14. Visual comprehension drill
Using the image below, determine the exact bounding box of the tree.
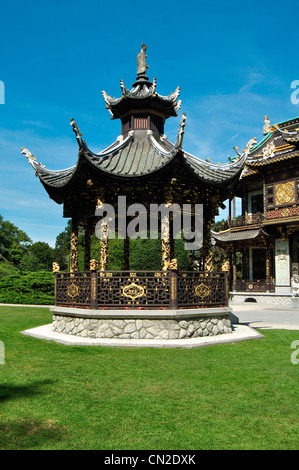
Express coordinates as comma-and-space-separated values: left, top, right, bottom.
54, 220, 71, 270
20, 242, 55, 271
0, 214, 32, 266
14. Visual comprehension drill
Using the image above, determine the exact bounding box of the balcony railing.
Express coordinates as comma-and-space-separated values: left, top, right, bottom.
55, 270, 228, 309
234, 279, 275, 293
229, 212, 264, 228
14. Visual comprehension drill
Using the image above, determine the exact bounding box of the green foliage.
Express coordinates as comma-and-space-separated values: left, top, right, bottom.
0, 272, 54, 305
0, 214, 32, 265
0, 260, 18, 278
20, 242, 55, 272
53, 219, 71, 270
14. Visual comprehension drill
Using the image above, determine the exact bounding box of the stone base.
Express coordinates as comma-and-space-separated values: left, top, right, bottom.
51, 306, 233, 340
229, 292, 292, 305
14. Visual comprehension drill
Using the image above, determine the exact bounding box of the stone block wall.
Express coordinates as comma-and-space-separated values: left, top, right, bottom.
52, 315, 232, 340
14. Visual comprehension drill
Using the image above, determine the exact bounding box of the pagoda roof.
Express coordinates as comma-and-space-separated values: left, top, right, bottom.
21, 44, 250, 206
101, 43, 181, 121
102, 77, 182, 120
21, 115, 247, 204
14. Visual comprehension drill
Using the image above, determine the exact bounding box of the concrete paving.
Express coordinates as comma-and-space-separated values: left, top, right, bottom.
2, 302, 299, 330
231, 303, 299, 330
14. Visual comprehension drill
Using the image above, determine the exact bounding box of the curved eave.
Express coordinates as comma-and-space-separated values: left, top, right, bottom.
246, 149, 299, 167
181, 150, 247, 187
31, 133, 181, 201
32, 162, 77, 190
102, 82, 181, 120
82, 141, 178, 179
211, 228, 268, 243
245, 116, 299, 163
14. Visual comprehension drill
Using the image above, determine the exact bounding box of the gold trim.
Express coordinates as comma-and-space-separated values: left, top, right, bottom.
122, 282, 145, 301
275, 180, 296, 206
67, 282, 79, 299
263, 216, 299, 225
194, 283, 211, 299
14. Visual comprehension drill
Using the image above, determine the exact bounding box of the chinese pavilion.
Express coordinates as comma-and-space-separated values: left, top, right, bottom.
212, 115, 299, 305
22, 44, 247, 342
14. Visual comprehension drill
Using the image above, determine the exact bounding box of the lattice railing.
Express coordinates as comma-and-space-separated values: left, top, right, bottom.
177, 272, 228, 307
55, 270, 228, 309
235, 279, 275, 293
97, 271, 171, 308
55, 272, 91, 307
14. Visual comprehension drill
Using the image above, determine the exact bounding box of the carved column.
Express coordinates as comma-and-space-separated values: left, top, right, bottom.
100, 221, 109, 271
70, 219, 79, 273
161, 214, 172, 271
203, 221, 213, 272
90, 259, 98, 309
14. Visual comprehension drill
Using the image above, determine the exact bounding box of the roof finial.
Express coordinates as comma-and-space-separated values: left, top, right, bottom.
70, 118, 83, 139
21, 147, 45, 168
21, 147, 36, 162
137, 43, 149, 77
263, 115, 271, 135
176, 113, 186, 150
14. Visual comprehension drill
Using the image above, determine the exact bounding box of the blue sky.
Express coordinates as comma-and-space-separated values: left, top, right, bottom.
1, 0, 299, 247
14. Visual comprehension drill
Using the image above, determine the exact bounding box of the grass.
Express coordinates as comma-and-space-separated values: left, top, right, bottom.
0, 305, 298, 450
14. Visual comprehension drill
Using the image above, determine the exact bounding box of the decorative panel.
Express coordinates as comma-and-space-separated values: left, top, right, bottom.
97, 271, 171, 308
275, 180, 296, 206
56, 272, 91, 307
177, 272, 227, 307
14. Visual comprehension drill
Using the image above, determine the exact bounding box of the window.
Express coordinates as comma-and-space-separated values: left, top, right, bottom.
251, 194, 263, 214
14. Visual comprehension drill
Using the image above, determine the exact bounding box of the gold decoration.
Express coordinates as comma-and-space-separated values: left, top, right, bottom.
275, 181, 296, 206
194, 283, 211, 299
70, 229, 79, 273
263, 115, 271, 135
100, 222, 109, 271
52, 262, 60, 273
161, 214, 171, 271
262, 141, 275, 159
67, 282, 79, 299
170, 275, 177, 300
281, 208, 291, 217
122, 282, 145, 301
221, 261, 230, 272
90, 259, 98, 271
169, 258, 177, 270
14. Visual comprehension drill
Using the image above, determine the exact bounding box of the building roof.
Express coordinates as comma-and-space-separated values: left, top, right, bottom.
102, 77, 182, 121
211, 227, 268, 243
239, 117, 299, 177
22, 119, 246, 201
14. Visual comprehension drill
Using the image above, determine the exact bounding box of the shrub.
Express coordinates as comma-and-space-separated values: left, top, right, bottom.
0, 271, 54, 305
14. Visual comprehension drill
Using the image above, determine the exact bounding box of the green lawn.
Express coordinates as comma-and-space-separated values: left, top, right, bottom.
0, 305, 298, 450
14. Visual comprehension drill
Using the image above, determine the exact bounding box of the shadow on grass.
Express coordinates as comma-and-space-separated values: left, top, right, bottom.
0, 418, 66, 450
0, 380, 54, 403
0, 380, 67, 449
